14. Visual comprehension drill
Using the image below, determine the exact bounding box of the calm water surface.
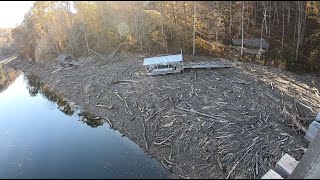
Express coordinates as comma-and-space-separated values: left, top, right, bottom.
0, 73, 169, 178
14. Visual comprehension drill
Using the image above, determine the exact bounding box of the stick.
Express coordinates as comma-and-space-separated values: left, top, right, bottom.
51, 68, 62, 74
97, 87, 108, 99
154, 134, 175, 145
104, 116, 113, 128
109, 42, 124, 59
146, 107, 166, 122
89, 48, 106, 60
140, 117, 149, 150
96, 81, 107, 87
164, 157, 174, 165
116, 92, 133, 115
112, 80, 139, 84
226, 141, 256, 179
176, 106, 219, 119
96, 104, 113, 109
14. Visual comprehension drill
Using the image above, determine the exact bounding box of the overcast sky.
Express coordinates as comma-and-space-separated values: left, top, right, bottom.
0, 1, 34, 28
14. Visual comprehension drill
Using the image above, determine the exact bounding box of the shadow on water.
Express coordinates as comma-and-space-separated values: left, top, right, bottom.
24, 73, 104, 128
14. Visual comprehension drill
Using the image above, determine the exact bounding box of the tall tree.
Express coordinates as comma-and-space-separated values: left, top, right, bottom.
241, 1, 244, 58
192, 1, 196, 56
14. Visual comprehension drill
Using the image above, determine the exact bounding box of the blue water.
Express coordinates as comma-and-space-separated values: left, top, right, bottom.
0, 73, 168, 179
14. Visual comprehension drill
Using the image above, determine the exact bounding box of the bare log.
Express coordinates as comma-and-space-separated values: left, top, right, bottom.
89, 48, 106, 61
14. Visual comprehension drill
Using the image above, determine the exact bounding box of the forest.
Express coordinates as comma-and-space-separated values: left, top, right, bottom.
8, 1, 320, 73
6, 1, 320, 72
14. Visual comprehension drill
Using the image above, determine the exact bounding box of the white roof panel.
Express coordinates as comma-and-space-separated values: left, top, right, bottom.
143, 54, 182, 65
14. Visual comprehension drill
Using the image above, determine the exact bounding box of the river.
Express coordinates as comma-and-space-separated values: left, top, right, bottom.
0, 72, 169, 178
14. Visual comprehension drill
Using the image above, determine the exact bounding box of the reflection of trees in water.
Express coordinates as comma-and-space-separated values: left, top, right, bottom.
0, 68, 20, 93
79, 111, 104, 128
40, 84, 74, 116
25, 74, 41, 96
24, 74, 103, 128
25, 74, 74, 116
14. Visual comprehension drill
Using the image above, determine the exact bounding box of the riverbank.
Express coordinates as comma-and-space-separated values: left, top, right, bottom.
7, 53, 320, 179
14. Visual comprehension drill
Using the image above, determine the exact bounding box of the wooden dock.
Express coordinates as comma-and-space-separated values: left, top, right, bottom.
183, 61, 233, 69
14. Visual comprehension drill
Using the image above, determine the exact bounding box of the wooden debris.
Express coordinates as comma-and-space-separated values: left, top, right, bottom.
115, 91, 133, 115
154, 134, 175, 145
104, 116, 113, 128
51, 68, 62, 74
183, 61, 233, 69
97, 87, 108, 99
112, 79, 139, 84
109, 41, 125, 59
140, 117, 149, 150
226, 140, 256, 179
96, 103, 113, 109
176, 106, 221, 120
89, 48, 106, 60
146, 107, 166, 122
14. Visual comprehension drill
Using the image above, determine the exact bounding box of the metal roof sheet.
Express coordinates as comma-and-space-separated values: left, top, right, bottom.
143, 54, 182, 65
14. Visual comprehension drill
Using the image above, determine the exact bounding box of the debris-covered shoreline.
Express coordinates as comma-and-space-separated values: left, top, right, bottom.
7, 53, 320, 179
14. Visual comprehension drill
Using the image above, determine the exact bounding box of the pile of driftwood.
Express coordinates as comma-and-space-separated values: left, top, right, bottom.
56, 54, 79, 67
27, 53, 317, 179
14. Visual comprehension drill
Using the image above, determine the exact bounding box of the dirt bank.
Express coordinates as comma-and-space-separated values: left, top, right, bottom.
7, 53, 320, 179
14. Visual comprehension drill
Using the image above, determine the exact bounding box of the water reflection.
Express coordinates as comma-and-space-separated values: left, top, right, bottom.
24, 74, 104, 128
79, 112, 104, 128
0, 67, 20, 93
25, 74, 74, 116
0, 73, 169, 179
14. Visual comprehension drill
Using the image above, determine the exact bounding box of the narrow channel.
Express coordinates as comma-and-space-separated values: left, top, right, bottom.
0, 72, 169, 179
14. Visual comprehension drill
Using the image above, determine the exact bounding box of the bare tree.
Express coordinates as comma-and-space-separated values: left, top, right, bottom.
229, 1, 232, 36
258, 2, 267, 60
296, 1, 302, 61
193, 1, 196, 56
282, 1, 285, 50
241, 1, 244, 59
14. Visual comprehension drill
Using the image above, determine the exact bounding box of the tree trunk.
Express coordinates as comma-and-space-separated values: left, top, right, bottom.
183, 1, 187, 52
296, 1, 302, 61
300, 2, 307, 46
265, 2, 268, 34
207, 1, 211, 44
259, 2, 267, 59
241, 1, 244, 59
229, 1, 232, 36
83, 23, 90, 55
193, 1, 196, 56
269, 1, 271, 35
282, 1, 285, 50
287, 1, 291, 24
254, 1, 257, 26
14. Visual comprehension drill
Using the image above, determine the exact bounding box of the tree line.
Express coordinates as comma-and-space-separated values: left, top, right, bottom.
10, 1, 320, 72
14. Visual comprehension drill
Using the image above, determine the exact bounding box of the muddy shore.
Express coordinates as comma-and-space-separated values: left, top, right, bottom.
7, 53, 320, 179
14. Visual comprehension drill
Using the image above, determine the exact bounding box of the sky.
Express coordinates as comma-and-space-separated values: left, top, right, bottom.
0, 1, 34, 28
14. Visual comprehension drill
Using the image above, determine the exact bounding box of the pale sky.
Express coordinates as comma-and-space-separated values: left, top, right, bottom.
0, 1, 34, 28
